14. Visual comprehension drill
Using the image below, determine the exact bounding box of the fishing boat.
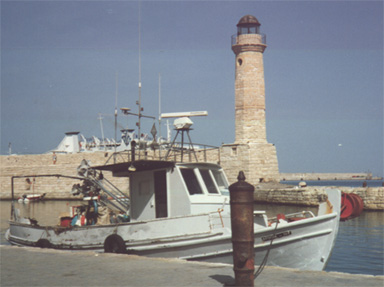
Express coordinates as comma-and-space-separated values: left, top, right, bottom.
17, 193, 46, 203
5, 154, 341, 271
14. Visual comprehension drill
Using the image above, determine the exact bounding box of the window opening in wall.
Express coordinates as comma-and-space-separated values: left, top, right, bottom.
231, 147, 237, 156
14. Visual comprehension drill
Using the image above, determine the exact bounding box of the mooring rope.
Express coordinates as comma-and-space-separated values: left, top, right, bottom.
254, 218, 280, 279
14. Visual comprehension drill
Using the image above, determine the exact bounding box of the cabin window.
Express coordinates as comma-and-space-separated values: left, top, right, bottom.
199, 169, 219, 194
211, 170, 229, 194
181, 168, 203, 195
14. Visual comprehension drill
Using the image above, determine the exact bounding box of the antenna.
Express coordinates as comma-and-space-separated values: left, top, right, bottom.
162, 111, 208, 162
160, 111, 208, 119
158, 73, 162, 157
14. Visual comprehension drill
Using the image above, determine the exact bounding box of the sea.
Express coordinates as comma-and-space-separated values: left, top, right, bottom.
0, 180, 383, 276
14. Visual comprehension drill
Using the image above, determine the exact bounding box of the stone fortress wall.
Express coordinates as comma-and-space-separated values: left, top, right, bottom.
0, 148, 221, 200
1, 151, 382, 210
0, 152, 129, 200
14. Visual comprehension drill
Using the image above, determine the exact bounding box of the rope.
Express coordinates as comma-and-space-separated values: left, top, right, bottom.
254, 218, 279, 279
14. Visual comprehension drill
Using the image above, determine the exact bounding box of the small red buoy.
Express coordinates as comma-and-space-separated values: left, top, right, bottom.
340, 192, 364, 221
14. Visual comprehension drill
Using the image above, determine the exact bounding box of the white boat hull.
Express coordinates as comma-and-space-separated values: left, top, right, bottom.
6, 190, 340, 271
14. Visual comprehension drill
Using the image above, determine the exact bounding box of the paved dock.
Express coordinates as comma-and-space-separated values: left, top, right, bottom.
1, 245, 383, 287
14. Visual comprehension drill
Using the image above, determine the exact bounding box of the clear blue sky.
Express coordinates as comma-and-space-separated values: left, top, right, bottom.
1, 1, 383, 176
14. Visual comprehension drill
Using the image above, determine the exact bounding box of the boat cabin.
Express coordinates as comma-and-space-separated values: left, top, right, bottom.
96, 160, 230, 221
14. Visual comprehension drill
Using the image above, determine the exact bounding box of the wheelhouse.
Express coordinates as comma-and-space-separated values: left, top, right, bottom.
96, 160, 230, 222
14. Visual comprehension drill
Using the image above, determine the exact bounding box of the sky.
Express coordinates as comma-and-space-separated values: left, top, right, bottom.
1, 0, 383, 176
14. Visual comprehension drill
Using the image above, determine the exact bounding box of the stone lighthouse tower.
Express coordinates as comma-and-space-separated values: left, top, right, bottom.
220, 15, 279, 184
232, 15, 267, 144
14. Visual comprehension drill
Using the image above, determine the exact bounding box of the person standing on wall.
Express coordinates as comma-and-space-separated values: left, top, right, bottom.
52, 152, 57, 164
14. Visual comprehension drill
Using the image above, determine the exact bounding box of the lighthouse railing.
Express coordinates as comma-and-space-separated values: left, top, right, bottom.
231, 33, 266, 46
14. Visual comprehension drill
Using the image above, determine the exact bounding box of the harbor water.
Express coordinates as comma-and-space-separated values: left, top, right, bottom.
279, 179, 383, 275
1, 196, 383, 276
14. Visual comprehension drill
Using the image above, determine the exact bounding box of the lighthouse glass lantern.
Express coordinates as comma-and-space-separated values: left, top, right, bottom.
237, 15, 261, 35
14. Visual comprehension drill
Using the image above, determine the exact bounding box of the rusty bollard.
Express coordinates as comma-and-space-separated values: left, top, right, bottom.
229, 171, 255, 287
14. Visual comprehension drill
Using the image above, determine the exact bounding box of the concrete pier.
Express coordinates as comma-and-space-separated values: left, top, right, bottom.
1, 245, 383, 287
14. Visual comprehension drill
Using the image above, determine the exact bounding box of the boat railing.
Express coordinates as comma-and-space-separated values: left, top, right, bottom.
268, 211, 316, 224
75, 160, 130, 213
104, 142, 221, 165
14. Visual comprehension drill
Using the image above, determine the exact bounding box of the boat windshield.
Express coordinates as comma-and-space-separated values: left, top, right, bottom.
180, 168, 203, 195
211, 169, 229, 195
181, 167, 229, 196
199, 169, 219, 194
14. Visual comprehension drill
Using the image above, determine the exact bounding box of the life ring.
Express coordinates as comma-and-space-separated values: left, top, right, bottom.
36, 239, 51, 249
104, 234, 126, 254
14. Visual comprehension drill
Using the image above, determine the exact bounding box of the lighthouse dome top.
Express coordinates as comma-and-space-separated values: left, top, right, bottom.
236, 15, 261, 35
237, 15, 261, 27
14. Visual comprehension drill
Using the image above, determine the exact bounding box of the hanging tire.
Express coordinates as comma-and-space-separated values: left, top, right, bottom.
104, 234, 126, 254
36, 239, 51, 249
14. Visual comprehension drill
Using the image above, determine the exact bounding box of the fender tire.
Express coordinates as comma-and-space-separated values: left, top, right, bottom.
36, 239, 51, 249
104, 234, 126, 254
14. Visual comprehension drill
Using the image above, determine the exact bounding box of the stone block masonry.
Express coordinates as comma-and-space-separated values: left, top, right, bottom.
0, 148, 221, 200
253, 183, 383, 210
1, 152, 382, 210
0, 153, 128, 200
220, 143, 279, 184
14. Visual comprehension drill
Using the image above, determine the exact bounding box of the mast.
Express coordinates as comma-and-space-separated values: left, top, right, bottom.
158, 73, 162, 157
114, 71, 118, 162
137, 0, 142, 158
98, 113, 105, 150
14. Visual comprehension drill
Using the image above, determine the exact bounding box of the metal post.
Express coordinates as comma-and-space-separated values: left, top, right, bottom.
131, 141, 136, 162
229, 171, 255, 287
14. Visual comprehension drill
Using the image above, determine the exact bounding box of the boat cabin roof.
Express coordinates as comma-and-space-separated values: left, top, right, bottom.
95, 160, 176, 177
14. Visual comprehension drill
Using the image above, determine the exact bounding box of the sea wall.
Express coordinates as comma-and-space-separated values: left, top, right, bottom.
0, 152, 129, 200
1, 153, 383, 210
280, 172, 375, 181
253, 184, 384, 210
0, 149, 220, 200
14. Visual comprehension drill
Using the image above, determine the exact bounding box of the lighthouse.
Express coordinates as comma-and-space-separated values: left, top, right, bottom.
220, 15, 279, 184
232, 15, 267, 144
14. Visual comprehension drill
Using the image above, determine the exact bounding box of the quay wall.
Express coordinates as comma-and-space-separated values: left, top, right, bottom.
1, 153, 383, 210
253, 184, 384, 210
280, 172, 375, 181
0, 149, 220, 200
0, 153, 129, 200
